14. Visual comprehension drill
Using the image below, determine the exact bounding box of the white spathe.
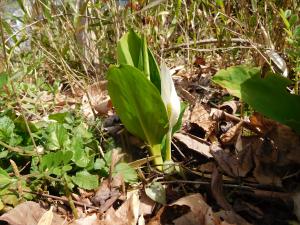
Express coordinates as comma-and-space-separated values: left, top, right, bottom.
160, 62, 181, 128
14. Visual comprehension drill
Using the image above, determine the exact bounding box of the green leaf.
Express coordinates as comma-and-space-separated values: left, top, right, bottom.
0, 72, 8, 91
48, 112, 70, 123
241, 73, 300, 133
46, 123, 70, 150
0, 116, 22, 146
114, 163, 138, 183
213, 65, 300, 133
71, 170, 99, 190
145, 182, 166, 204
0, 168, 12, 188
94, 158, 106, 170
71, 137, 90, 168
212, 65, 260, 98
40, 151, 73, 172
72, 123, 93, 142
107, 65, 169, 148
172, 102, 187, 134
117, 30, 141, 68
117, 30, 161, 91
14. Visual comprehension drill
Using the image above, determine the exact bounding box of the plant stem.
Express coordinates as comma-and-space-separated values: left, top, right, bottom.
150, 144, 163, 171
63, 174, 78, 219
165, 130, 172, 161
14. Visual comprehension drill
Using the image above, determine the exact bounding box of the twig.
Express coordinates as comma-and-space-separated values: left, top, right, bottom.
165, 38, 256, 52
19, 189, 101, 210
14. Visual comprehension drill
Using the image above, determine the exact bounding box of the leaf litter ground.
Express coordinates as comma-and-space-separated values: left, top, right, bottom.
1, 60, 300, 225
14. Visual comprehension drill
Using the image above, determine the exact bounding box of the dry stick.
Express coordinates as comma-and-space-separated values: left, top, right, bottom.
165, 38, 254, 52
0, 140, 32, 155
19, 189, 101, 210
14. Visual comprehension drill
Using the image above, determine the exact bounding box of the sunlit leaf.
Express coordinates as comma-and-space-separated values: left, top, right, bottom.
107, 65, 169, 147
71, 170, 99, 190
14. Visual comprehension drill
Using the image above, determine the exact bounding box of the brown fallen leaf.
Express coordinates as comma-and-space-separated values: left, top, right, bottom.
0, 201, 66, 225
81, 81, 112, 118
71, 214, 100, 225
216, 210, 252, 225
37, 206, 54, 225
219, 101, 239, 115
210, 143, 253, 178
211, 166, 232, 210
190, 102, 217, 139
100, 191, 140, 225
174, 133, 212, 158
148, 194, 235, 225
220, 121, 243, 145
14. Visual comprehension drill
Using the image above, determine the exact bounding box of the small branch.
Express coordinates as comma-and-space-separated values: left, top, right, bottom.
165, 38, 258, 52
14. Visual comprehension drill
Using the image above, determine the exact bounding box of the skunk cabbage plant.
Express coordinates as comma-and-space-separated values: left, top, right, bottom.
107, 30, 184, 169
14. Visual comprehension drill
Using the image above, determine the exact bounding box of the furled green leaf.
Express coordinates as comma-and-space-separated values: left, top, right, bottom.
114, 163, 138, 183
117, 30, 141, 68
107, 65, 169, 147
71, 170, 99, 190
117, 30, 161, 91
212, 66, 260, 98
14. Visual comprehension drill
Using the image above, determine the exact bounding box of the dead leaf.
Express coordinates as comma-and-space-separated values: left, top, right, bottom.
219, 101, 238, 115
190, 102, 217, 139
174, 133, 212, 158
81, 81, 112, 118
148, 194, 235, 225
139, 191, 156, 216
92, 179, 112, 206
216, 210, 252, 225
71, 214, 100, 225
170, 194, 230, 225
293, 192, 300, 222
0, 201, 66, 225
210, 144, 253, 177
101, 191, 140, 225
220, 121, 243, 145
37, 206, 54, 225
211, 167, 232, 210
248, 113, 300, 185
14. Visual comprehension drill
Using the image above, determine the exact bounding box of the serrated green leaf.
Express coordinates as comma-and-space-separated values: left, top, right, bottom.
71, 170, 99, 190
0, 116, 22, 146
114, 163, 138, 183
46, 123, 70, 150
40, 151, 73, 172
71, 137, 89, 168
94, 158, 106, 170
